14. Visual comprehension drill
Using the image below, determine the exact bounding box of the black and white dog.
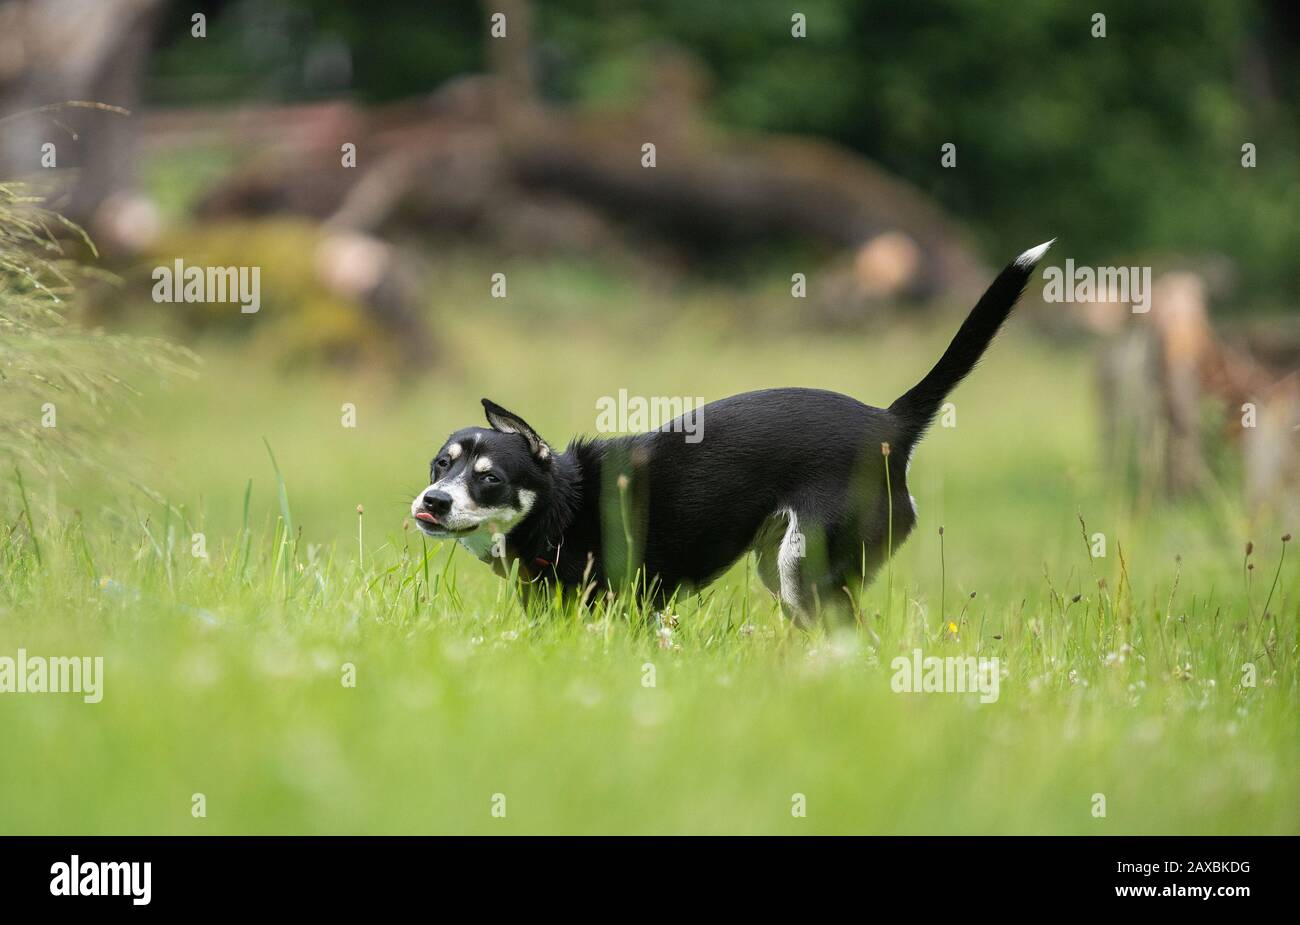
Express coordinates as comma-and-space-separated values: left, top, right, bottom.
411, 241, 1052, 622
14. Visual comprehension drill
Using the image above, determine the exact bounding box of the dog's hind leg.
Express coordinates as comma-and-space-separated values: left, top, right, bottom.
751, 509, 820, 627
775, 508, 813, 624
752, 514, 784, 602
756, 509, 866, 627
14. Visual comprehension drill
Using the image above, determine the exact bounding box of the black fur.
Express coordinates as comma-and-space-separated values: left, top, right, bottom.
414, 245, 1048, 621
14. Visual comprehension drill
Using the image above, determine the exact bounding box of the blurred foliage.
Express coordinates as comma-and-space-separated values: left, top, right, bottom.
147, 0, 484, 104
0, 185, 192, 498
142, 144, 242, 224
142, 219, 402, 367
146, 0, 1300, 311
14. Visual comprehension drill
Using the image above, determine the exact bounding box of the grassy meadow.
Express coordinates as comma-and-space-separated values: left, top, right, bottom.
1, 270, 1296, 835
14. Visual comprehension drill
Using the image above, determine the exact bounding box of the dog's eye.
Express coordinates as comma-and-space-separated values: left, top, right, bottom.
434, 457, 449, 470
480, 472, 501, 484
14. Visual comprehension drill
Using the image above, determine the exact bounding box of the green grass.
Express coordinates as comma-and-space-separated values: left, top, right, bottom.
0, 303, 1296, 834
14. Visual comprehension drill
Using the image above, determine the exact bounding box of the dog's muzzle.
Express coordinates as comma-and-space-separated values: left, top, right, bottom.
411, 488, 473, 535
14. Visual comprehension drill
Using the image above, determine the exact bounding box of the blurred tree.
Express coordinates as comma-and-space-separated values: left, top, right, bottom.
0, 0, 165, 228
138, 0, 1300, 311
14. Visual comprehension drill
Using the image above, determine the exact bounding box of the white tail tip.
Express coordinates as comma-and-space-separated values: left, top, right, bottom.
1014, 238, 1056, 268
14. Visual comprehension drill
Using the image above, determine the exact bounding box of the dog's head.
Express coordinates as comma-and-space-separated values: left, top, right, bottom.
410, 398, 552, 539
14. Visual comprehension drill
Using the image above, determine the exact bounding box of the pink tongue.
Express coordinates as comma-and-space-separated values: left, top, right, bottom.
415, 512, 437, 523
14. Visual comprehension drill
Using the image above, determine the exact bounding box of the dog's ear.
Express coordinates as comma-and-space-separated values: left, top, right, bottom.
482, 398, 551, 461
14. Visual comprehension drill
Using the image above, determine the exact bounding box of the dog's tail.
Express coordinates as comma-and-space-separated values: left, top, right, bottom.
888, 239, 1054, 447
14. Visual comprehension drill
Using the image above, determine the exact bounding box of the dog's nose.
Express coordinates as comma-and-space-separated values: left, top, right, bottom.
422, 490, 452, 515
